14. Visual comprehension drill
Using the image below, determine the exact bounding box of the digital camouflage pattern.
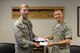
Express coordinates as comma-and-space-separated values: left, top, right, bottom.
51, 22, 72, 53
13, 16, 34, 53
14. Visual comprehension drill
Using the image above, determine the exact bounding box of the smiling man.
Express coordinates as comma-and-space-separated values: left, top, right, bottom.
45, 9, 72, 53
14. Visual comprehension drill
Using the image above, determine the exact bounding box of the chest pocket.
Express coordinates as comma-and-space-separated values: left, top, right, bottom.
54, 26, 66, 41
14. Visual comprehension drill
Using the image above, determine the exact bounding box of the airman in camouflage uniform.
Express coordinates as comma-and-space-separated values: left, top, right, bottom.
45, 9, 72, 53
13, 4, 40, 53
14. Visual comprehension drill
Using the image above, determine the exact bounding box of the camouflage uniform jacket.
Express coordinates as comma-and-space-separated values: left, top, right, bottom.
51, 22, 72, 53
13, 16, 34, 53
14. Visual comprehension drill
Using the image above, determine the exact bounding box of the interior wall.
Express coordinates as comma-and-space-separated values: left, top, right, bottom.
0, 0, 80, 45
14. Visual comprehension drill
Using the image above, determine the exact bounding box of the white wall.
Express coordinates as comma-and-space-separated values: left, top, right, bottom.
0, 0, 80, 45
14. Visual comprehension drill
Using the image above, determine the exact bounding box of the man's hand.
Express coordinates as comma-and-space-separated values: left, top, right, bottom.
44, 36, 53, 40
47, 42, 54, 47
34, 42, 40, 47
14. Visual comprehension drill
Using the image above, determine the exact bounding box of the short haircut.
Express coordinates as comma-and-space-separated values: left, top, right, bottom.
54, 9, 63, 13
20, 4, 29, 10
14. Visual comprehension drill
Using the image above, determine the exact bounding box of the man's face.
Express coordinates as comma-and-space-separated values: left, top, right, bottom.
53, 10, 63, 22
20, 7, 29, 17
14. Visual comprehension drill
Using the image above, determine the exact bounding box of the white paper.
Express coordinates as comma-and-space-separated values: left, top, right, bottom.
40, 42, 48, 46
34, 37, 48, 41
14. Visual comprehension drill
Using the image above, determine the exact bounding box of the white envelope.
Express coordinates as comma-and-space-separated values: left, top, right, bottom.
40, 42, 48, 46
34, 37, 48, 41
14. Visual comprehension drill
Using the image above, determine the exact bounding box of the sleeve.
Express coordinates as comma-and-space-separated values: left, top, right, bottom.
65, 26, 72, 39
13, 24, 34, 49
32, 32, 36, 38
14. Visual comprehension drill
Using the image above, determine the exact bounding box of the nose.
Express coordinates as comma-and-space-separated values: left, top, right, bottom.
56, 14, 59, 17
25, 11, 29, 14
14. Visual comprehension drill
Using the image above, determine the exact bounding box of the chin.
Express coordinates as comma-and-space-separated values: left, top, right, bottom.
56, 19, 60, 21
